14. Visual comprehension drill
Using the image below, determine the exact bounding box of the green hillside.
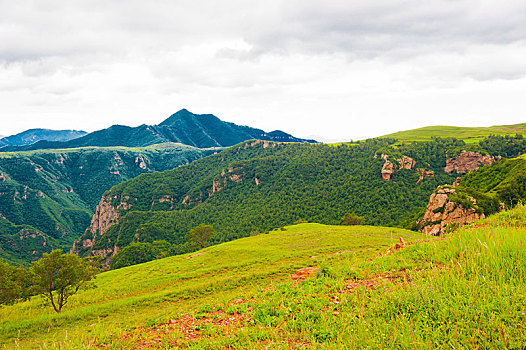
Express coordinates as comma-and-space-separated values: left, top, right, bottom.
0, 144, 213, 264
383, 123, 526, 143
430, 153, 526, 222
3, 206, 526, 348
76, 138, 462, 260
0, 223, 425, 348
77, 134, 526, 264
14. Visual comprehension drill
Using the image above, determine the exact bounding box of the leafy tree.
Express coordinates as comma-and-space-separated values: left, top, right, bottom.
29, 250, 100, 313
0, 259, 31, 305
109, 242, 159, 270
339, 213, 365, 226
186, 224, 215, 249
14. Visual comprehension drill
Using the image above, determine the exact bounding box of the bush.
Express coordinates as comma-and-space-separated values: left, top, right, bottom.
110, 243, 159, 270
339, 213, 365, 226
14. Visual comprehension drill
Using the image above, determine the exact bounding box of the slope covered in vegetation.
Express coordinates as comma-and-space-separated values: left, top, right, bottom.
0, 144, 213, 264
79, 133, 526, 263
3, 206, 526, 348
0, 223, 425, 348
76, 138, 461, 260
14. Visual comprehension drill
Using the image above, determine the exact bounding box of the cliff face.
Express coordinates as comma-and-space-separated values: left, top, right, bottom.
419, 186, 485, 236
377, 154, 419, 181
444, 151, 496, 174
70, 194, 131, 258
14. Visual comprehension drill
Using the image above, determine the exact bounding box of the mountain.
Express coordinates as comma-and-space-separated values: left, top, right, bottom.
74, 133, 526, 265
1, 109, 316, 152
0, 129, 87, 147
72, 138, 457, 262
0, 144, 215, 264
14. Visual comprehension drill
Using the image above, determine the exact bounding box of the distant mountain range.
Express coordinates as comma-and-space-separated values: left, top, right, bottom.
0, 129, 87, 147
1, 109, 316, 152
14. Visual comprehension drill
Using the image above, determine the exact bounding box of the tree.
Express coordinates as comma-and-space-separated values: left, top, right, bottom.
110, 242, 159, 270
339, 213, 365, 226
186, 224, 215, 249
0, 259, 31, 305
29, 250, 100, 313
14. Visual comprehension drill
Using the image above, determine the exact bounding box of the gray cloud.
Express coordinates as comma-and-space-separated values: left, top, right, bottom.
1, 0, 526, 138
244, 1, 526, 58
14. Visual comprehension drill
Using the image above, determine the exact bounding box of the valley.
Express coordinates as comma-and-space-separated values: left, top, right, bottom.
0, 144, 214, 264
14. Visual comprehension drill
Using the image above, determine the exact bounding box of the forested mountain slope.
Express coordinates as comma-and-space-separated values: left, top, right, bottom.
74, 138, 462, 261
76, 133, 526, 264
0, 144, 214, 264
1, 109, 315, 151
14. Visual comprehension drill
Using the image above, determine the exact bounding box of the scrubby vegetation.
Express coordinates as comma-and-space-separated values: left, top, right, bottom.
1, 250, 100, 313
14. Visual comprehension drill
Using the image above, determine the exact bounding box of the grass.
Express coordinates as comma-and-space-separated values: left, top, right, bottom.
381, 123, 526, 143
2, 208, 526, 348
0, 224, 421, 348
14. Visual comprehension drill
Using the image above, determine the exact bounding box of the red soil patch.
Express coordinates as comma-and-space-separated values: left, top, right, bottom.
122, 310, 250, 348
186, 251, 207, 259
291, 267, 318, 281
345, 269, 412, 293
370, 237, 443, 261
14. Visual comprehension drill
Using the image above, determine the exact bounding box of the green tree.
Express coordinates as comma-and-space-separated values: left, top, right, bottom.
339, 213, 365, 226
29, 250, 99, 313
186, 224, 215, 249
110, 242, 159, 270
0, 259, 31, 305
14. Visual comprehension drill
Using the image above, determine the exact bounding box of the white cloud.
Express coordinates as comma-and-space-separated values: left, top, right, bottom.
0, 0, 525, 140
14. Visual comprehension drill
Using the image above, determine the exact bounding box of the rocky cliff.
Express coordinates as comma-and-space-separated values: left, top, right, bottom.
376, 154, 419, 181
419, 186, 485, 235
444, 151, 496, 174
70, 194, 131, 258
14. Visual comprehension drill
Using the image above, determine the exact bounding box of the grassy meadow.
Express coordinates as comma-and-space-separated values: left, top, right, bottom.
2, 207, 526, 348
381, 123, 526, 143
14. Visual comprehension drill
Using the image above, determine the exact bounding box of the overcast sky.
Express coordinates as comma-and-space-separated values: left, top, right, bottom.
1, 0, 526, 141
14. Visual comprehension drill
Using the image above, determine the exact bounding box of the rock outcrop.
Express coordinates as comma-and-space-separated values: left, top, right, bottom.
444, 151, 496, 174
419, 186, 485, 236
416, 168, 435, 184
377, 154, 417, 181
211, 166, 246, 194
71, 194, 131, 257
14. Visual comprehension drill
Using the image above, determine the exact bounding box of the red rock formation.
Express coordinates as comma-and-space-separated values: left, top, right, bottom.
444, 151, 495, 174
378, 154, 417, 181
416, 168, 435, 184
71, 194, 132, 258
381, 161, 396, 181
419, 186, 485, 236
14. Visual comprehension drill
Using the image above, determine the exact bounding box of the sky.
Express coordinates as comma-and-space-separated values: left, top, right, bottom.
1, 0, 526, 142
